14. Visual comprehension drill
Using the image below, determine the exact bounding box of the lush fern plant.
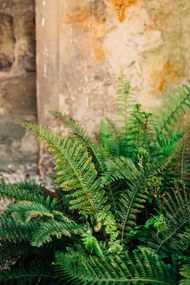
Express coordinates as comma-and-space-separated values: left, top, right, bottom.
1, 77, 190, 284
99, 74, 190, 166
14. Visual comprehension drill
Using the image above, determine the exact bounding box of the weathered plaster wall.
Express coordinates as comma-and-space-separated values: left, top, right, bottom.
1, 0, 189, 172
0, 0, 37, 172
36, 0, 190, 139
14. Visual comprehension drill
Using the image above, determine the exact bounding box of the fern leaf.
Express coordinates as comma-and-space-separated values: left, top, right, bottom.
180, 265, 190, 285
31, 219, 84, 247
55, 247, 177, 284
20, 122, 108, 215
116, 73, 135, 123
99, 118, 121, 156
102, 156, 139, 216
51, 111, 104, 171
119, 158, 172, 243
0, 180, 44, 204
0, 215, 35, 242
6, 201, 54, 224
103, 156, 139, 185
82, 231, 104, 258
4, 200, 85, 247
152, 82, 190, 137
156, 186, 190, 252
168, 127, 190, 186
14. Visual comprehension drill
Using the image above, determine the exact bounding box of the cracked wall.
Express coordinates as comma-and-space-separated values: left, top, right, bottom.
36, 0, 190, 143
0, 0, 37, 172
1, 0, 190, 172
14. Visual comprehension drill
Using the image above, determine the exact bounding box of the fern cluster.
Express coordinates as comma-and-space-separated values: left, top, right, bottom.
1, 76, 190, 284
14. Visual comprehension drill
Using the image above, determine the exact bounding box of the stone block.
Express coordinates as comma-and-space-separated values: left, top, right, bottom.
0, 13, 14, 70
1, 73, 36, 118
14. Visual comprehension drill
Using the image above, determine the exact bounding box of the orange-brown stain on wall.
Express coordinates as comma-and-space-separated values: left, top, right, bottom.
89, 38, 107, 60
112, 0, 137, 22
156, 63, 179, 92
65, 3, 91, 24
65, 1, 107, 61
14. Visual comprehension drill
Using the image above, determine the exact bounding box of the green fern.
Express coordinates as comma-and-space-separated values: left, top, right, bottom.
5, 200, 85, 247
55, 247, 178, 285
151, 184, 190, 253
81, 231, 104, 258
152, 82, 190, 137
0, 260, 55, 285
1, 78, 190, 284
51, 111, 104, 171
20, 122, 108, 216
0, 180, 45, 204
116, 72, 135, 125
0, 215, 35, 242
180, 265, 190, 285
99, 118, 121, 156
102, 156, 139, 185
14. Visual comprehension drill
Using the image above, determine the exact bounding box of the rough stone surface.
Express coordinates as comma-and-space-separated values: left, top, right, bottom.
1, 0, 190, 173
0, 13, 14, 70
36, 0, 190, 131
0, 0, 37, 171
35, 0, 190, 171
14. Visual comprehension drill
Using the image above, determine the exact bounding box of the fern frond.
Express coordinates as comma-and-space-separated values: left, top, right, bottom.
20, 122, 108, 215
0, 180, 44, 203
0, 215, 35, 242
31, 217, 84, 247
156, 186, 190, 252
180, 264, 190, 285
152, 82, 190, 137
125, 104, 152, 148
116, 73, 135, 123
99, 74, 139, 160
167, 127, 190, 187
99, 118, 121, 156
4, 200, 85, 247
0, 260, 54, 285
103, 156, 139, 185
6, 201, 55, 224
82, 231, 104, 258
119, 157, 172, 243
55, 247, 177, 284
51, 111, 104, 171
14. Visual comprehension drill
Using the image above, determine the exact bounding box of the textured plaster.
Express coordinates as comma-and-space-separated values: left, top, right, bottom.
36, 0, 190, 136
0, 0, 37, 171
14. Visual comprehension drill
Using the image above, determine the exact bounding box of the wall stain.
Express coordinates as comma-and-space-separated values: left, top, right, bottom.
112, 0, 137, 22
65, 1, 107, 60
65, 3, 91, 24
89, 38, 107, 59
156, 62, 179, 92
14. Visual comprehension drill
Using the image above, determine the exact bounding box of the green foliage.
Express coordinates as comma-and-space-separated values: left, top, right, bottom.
1, 76, 190, 284
0, 260, 55, 285
180, 265, 190, 285
99, 78, 190, 166
55, 248, 177, 285
19, 123, 107, 215
81, 231, 104, 258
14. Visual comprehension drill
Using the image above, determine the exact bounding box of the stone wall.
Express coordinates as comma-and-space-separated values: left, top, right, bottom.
0, 0, 37, 172
1, 0, 190, 173
36, 0, 190, 136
